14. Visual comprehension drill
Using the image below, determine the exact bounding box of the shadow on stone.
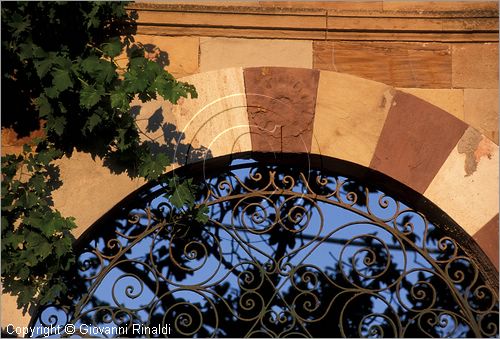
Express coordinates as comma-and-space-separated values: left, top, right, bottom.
102, 105, 212, 178
146, 107, 164, 133
145, 120, 213, 166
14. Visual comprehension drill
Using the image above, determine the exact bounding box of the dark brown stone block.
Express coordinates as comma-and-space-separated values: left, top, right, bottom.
243, 67, 320, 153
473, 214, 499, 271
370, 91, 467, 193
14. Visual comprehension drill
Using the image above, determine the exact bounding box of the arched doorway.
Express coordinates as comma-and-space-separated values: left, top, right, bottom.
30, 154, 498, 338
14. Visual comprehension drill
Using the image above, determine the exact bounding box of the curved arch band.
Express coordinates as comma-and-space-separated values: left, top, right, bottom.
50, 67, 498, 270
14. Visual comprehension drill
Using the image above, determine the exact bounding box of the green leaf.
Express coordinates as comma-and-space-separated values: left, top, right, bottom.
36, 148, 63, 164
169, 179, 196, 209
85, 113, 102, 132
34, 95, 52, 117
25, 231, 45, 250
169, 81, 186, 104
96, 62, 116, 84
18, 42, 33, 60
1, 216, 8, 232
101, 38, 122, 58
41, 215, 61, 237
54, 237, 72, 257
47, 116, 66, 136
115, 128, 129, 150
52, 68, 73, 92
81, 55, 101, 73
39, 284, 64, 304
8, 12, 30, 37
153, 75, 172, 98
38, 241, 52, 260
195, 204, 209, 224
81, 56, 116, 83
110, 90, 129, 111
44, 86, 59, 99
138, 152, 170, 180
24, 212, 44, 230
80, 85, 104, 109
34, 58, 53, 78
20, 191, 39, 208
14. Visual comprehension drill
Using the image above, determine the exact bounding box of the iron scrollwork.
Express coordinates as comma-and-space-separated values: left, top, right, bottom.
32, 158, 499, 338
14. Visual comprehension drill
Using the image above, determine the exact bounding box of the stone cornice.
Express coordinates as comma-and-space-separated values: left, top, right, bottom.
128, 1, 499, 42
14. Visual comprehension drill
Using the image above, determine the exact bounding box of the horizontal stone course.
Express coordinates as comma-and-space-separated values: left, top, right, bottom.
199, 37, 312, 72
452, 43, 499, 89
313, 41, 452, 88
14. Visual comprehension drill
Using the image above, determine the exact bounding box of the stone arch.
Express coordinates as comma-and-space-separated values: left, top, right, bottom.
52, 67, 498, 266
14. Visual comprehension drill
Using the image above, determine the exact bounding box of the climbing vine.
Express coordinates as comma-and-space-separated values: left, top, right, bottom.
1, 2, 202, 310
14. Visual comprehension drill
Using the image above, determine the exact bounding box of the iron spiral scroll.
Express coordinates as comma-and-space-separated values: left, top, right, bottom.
32, 157, 499, 338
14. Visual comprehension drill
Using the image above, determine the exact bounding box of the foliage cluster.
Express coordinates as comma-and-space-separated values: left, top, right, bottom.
1, 1, 201, 310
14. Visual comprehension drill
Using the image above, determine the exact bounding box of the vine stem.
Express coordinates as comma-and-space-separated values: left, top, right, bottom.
76, 76, 89, 86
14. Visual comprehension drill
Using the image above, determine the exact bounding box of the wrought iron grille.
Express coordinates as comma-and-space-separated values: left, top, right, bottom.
31, 156, 499, 338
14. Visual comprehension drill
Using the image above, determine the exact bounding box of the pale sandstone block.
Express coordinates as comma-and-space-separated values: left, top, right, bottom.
135, 68, 252, 165
1, 293, 31, 328
383, 1, 499, 11
424, 128, 499, 236
452, 43, 499, 89
117, 35, 199, 78
398, 88, 464, 121
312, 71, 394, 166
52, 152, 146, 238
464, 89, 499, 144
199, 37, 312, 72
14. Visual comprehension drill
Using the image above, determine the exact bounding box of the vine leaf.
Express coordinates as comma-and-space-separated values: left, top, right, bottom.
79, 84, 104, 109
52, 68, 73, 92
101, 38, 122, 58
138, 153, 170, 181
110, 90, 129, 111
168, 178, 196, 209
195, 205, 209, 223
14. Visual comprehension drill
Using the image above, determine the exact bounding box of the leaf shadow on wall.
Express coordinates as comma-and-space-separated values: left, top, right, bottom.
103, 104, 213, 178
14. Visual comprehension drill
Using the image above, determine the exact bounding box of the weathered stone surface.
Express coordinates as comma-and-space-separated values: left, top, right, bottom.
135, 68, 251, 165
1, 293, 31, 328
200, 37, 312, 72
383, 1, 498, 11
244, 67, 319, 153
370, 91, 468, 193
1, 127, 45, 156
473, 214, 499, 270
260, 1, 383, 10
313, 41, 452, 88
52, 152, 146, 238
312, 71, 394, 166
425, 127, 499, 236
457, 128, 488, 177
452, 43, 499, 89
398, 88, 464, 121
117, 35, 199, 78
464, 89, 499, 144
